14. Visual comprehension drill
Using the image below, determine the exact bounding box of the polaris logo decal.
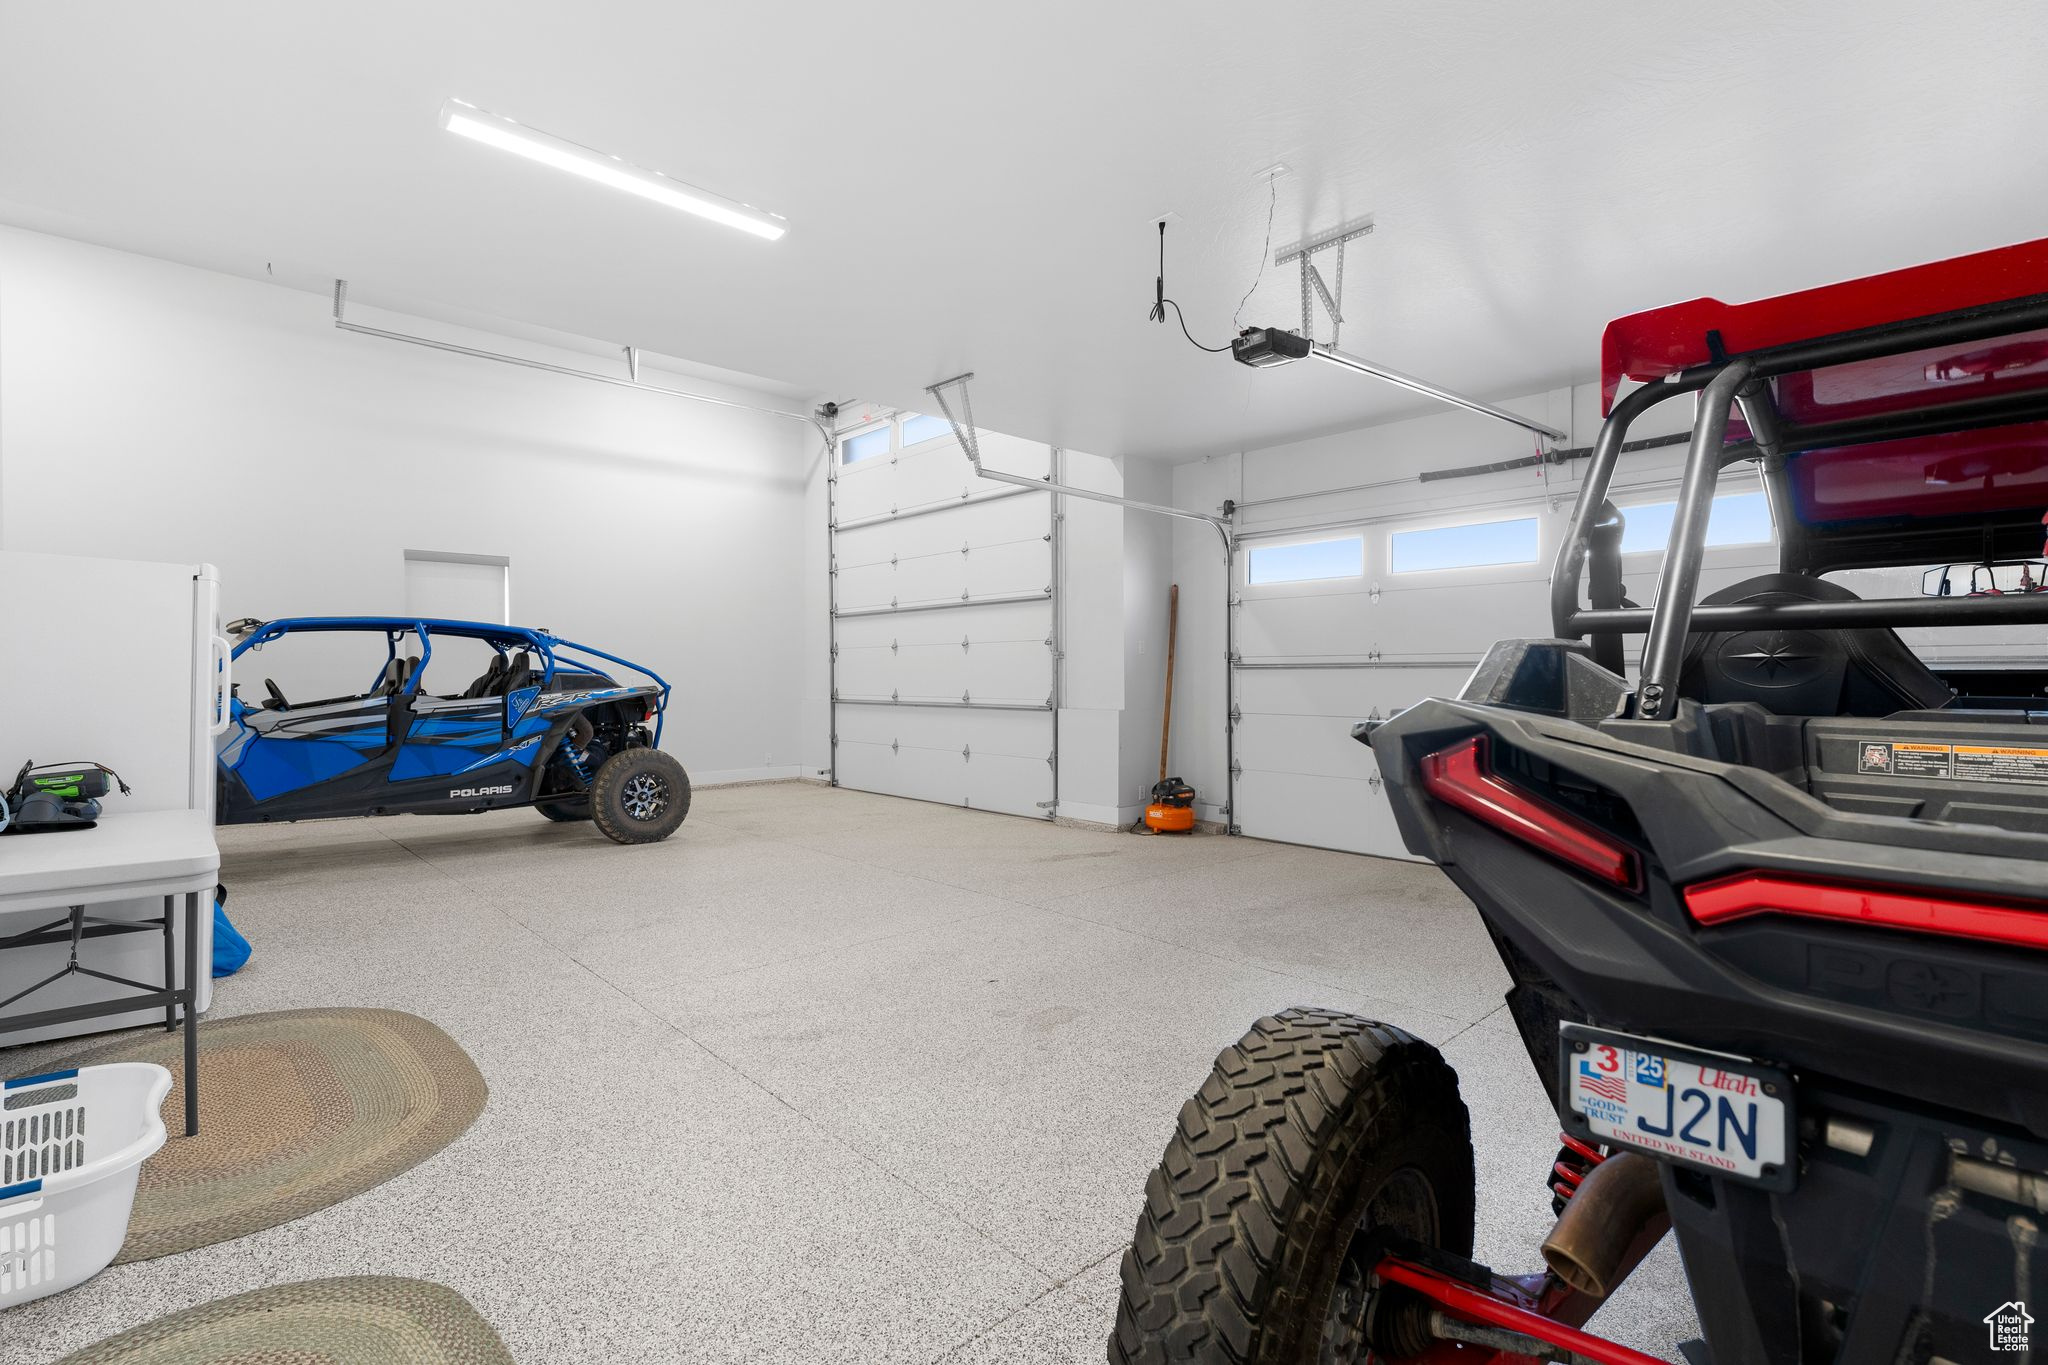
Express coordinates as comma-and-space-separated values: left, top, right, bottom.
449, 784, 514, 799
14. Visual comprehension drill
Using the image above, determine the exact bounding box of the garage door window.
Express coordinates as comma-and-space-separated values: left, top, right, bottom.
1618, 490, 1774, 554
841, 425, 892, 465
839, 412, 959, 467
1247, 535, 1365, 585
1389, 516, 1539, 573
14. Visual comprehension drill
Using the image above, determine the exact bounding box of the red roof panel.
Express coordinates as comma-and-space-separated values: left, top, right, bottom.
1600, 237, 2048, 413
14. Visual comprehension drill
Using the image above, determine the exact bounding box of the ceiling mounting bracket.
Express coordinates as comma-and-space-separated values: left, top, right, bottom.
1274, 216, 1374, 348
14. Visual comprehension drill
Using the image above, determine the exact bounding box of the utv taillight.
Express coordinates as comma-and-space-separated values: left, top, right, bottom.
1419, 735, 1640, 890
1686, 873, 2048, 951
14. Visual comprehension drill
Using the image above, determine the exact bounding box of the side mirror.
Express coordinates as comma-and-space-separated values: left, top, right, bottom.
1922, 565, 1955, 596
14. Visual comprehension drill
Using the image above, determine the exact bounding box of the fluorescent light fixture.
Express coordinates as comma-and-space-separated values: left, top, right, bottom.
438, 97, 786, 241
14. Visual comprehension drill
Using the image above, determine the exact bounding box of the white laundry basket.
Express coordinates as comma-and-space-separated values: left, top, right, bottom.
0, 1062, 171, 1307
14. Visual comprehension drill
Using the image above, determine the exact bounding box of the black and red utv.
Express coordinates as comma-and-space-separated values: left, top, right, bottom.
1114, 237, 2048, 1363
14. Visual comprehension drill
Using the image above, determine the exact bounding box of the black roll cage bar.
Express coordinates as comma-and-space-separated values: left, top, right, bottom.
1551, 290, 2048, 719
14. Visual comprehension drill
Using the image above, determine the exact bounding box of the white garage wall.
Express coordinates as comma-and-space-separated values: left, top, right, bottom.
0, 225, 815, 786
1118, 458, 1175, 818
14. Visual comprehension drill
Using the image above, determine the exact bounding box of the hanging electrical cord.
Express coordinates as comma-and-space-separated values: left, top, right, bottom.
1232, 171, 1279, 332
1149, 172, 1282, 356
1149, 222, 1232, 353
1156, 298, 1232, 353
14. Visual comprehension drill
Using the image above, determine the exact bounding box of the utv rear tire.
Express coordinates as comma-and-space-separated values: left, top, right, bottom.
1111, 1008, 1474, 1365
535, 797, 591, 823
591, 748, 690, 844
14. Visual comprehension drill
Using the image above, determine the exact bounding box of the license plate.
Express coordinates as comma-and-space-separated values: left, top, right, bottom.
1559, 1024, 1795, 1191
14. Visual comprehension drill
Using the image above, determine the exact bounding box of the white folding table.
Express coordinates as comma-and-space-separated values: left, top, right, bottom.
0, 810, 219, 1135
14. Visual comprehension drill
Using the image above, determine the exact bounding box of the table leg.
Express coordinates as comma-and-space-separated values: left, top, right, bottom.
162, 894, 177, 1032
183, 890, 199, 1137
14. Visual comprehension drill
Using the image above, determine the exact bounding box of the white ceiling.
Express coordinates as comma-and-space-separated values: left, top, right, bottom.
7, 2, 2048, 461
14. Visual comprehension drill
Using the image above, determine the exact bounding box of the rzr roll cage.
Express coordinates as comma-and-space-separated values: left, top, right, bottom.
1552, 288, 2048, 721
231, 616, 673, 744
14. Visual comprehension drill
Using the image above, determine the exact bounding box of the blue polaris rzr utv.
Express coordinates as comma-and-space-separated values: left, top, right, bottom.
217, 617, 687, 844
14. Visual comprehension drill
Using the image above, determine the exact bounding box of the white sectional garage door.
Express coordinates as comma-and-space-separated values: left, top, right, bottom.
829, 418, 1056, 818
1230, 467, 1779, 859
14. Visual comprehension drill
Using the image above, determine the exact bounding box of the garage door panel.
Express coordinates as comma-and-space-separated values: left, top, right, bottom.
889, 453, 977, 508
833, 704, 1051, 818
963, 750, 1057, 818
832, 467, 899, 522
839, 542, 1048, 609
1237, 670, 1376, 718
1235, 498, 1558, 858
889, 435, 1045, 506
833, 427, 1055, 816
1236, 667, 1475, 721
1236, 592, 1372, 657
1237, 712, 1378, 780
1367, 584, 1540, 658
833, 643, 894, 697
838, 639, 1051, 702
836, 559, 913, 610
835, 701, 1050, 752
900, 492, 1046, 548
964, 641, 1054, 701
1374, 669, 1477, 721
836, 435, 1044, 520
835, 733, 955, 802
1232, 770, 1409, 858
1232, 482, 1790, 859
837, 597, 1051, 696
965, 539, 1050, 596
836, 600, 1047, 649
883, 552, 972, 605
837, 492, 1050, 556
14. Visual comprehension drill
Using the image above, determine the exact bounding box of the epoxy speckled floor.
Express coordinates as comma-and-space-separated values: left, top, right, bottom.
0, 782, 1698, 1363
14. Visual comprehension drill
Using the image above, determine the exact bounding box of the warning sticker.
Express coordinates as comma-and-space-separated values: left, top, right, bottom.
1891, 742, 1953, 779
1857, 739, 2048, 785
1954, 744, 2048, 785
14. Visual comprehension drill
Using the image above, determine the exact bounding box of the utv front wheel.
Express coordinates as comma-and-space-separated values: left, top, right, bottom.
590, 748, 690, 844
1112, 1008, 1474, 1365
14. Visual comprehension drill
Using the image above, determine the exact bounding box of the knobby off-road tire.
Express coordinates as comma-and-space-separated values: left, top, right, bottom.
1112, 1008, 1475, 1365
590, 748, 691, 844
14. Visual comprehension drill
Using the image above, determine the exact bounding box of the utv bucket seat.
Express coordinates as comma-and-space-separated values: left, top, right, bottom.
1678, 573, 1954, 716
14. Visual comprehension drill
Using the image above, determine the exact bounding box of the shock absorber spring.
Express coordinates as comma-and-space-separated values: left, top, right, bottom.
1551, 1132, 1607, 1212
561, 741, 591, 785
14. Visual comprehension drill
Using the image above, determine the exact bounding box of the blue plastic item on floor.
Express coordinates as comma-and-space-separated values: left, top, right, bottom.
212, 883, 250, 977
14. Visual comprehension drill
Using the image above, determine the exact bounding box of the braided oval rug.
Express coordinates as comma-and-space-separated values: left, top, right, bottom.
50, 1008, 487, 1263
52, 1276, 513, 1364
